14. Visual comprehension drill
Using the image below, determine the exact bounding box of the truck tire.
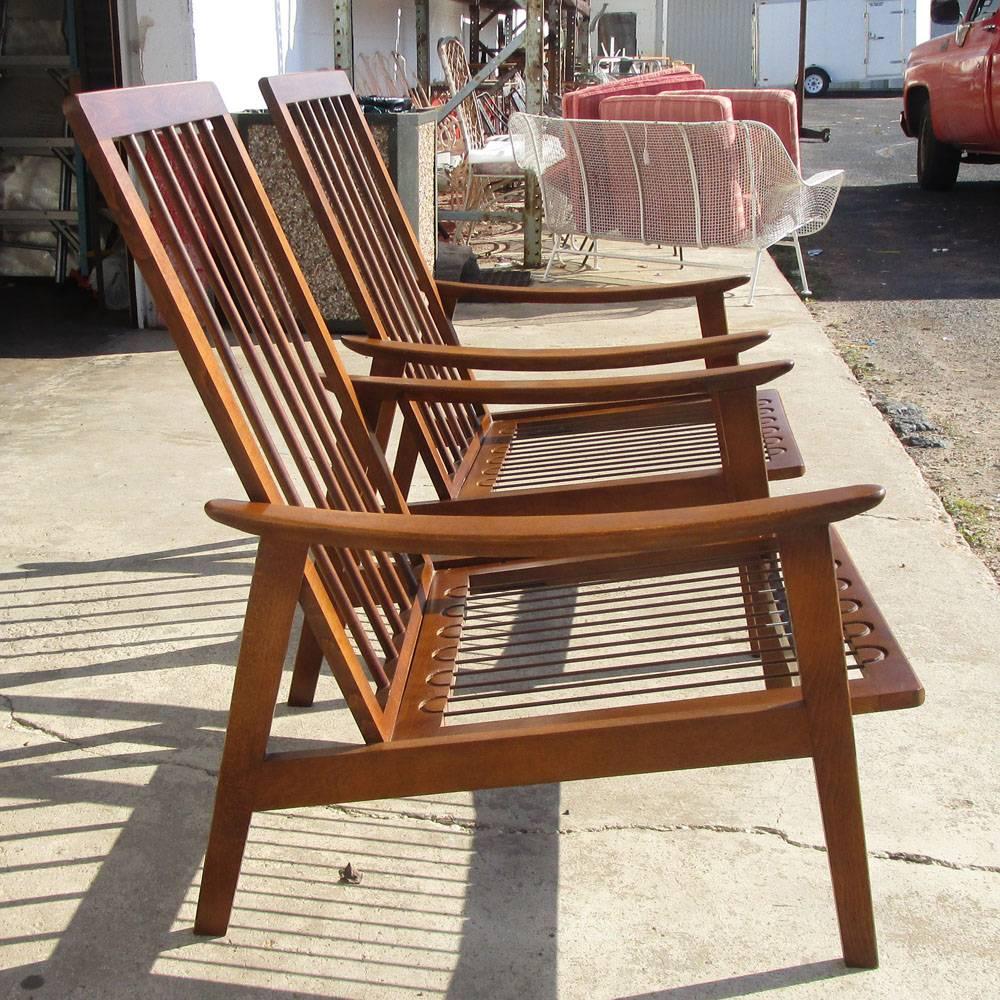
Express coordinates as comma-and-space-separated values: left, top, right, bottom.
803, 66, 830, 97
917, 108, 960, 191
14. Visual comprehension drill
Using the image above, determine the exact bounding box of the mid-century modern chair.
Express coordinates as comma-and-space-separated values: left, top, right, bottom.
260, 70, 805, 508
66, 80, 922, 970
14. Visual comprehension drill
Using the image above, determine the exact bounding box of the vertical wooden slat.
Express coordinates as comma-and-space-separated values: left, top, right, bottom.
302, 97, 479, 463
141, 125, 396, 678
191, 120, 416, 609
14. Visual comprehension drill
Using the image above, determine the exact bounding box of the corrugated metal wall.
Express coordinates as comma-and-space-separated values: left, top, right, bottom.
666, 0, 756, 88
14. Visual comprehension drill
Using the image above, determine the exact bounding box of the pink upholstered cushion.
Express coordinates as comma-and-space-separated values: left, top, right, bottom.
599, 93, 733, 123
564, 68, 706, 120
703, 88, 800, 168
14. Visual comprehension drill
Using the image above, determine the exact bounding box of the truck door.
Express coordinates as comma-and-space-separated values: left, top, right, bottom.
866, 1, 906, 78
983, 2, 1000, 140
938, 0, 1000, 144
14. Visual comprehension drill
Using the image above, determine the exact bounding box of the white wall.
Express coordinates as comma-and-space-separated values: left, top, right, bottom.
118, 0, 196, 88
119, 0, 467, 107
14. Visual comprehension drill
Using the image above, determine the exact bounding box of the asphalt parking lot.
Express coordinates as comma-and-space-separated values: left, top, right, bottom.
798, 94, 999, 302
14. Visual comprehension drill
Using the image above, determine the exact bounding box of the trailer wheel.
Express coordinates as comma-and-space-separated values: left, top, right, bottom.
803, 66, 830, 97
917, 107, 960, 191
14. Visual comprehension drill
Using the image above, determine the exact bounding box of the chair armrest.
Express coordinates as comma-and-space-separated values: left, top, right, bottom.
803, 169, 844, 188
341, 330, 770, 372
435, 273, 748, 307
205, 485, 884, 559
344, 360, 792, 406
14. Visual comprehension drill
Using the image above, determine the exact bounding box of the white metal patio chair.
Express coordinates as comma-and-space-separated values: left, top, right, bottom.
509, 113, 844, 303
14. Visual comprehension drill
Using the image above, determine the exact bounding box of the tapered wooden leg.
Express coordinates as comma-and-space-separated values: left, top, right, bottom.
696, 289, 731, 345
780, 527, 878, 969
195, 537, 309, 936
393, 419, 420, 497
811, 717, 878, 968
287, 615, 324, 707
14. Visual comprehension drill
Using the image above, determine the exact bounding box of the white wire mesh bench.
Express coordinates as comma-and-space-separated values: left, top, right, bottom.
509, 113, 844, 304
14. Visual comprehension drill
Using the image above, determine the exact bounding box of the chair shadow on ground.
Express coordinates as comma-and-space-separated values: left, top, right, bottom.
0, 541, 561, 997
2, 542, 858, 998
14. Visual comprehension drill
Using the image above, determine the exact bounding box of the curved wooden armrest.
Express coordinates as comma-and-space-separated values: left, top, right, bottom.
206, 485, 885, 559
344, 360, 792, 407
435, 273, 748, 307
341, 330, 770, 372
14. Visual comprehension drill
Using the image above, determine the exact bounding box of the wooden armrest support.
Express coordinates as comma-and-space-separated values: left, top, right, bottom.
343, 360, 793, 407
206, 486, 885, 559
435, 273, 748, 307
341, 331, 770, 372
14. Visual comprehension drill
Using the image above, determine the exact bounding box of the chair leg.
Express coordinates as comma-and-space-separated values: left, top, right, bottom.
812, 719, 878, 968
543, 236, 560, 280
780, 527, 878, 969
747, 249, 763, 306
195, 537, 309, 937
288, 617, 324, 707
739, 558, 793, 690
792, 233, 811, 296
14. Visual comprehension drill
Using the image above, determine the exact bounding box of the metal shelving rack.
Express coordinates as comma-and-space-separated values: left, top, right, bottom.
0, 0, 90, 283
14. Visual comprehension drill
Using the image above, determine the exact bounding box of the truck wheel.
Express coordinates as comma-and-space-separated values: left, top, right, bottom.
917, 109, 960, 191
803, 66, 830, 97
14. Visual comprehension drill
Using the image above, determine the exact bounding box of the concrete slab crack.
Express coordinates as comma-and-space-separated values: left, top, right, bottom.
323, 804, 998, 875
0, 691, 219, 779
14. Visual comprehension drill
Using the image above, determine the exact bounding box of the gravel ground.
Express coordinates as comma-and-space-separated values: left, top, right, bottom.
786, 95, 1000, 580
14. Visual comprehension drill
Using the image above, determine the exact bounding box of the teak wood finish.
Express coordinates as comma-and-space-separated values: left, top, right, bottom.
260, 69, 805, 508
65, 80, 923, 971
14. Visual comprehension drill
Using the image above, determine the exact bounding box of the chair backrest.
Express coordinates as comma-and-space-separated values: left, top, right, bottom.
511, 113, 740, 247
65, 80, 424, 743
703, 88, 800, 168
438, 35, 487, 152
564, 67, 707, 120
598, 93, 734, 125
260, 69, 488, 496
511, 114, 812, 252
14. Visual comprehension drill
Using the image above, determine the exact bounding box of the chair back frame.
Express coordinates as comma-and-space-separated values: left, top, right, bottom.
261, 69, 490, 498
65, 80, 429, 743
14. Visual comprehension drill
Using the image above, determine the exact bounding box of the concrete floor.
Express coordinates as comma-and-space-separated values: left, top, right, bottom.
1, 250, 998, 999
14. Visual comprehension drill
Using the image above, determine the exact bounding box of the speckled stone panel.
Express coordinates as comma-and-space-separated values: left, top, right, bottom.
246, 123, 358, 324
417, 120, 437, 267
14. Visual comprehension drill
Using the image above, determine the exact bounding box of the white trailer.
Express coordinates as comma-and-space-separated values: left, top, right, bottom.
755, 0, 932, 94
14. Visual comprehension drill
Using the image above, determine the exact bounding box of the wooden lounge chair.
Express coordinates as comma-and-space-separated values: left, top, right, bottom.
65, 80, 923, 970
259, 70, 806, 508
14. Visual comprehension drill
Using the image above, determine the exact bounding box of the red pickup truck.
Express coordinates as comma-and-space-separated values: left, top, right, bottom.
901, 0, 1000, 189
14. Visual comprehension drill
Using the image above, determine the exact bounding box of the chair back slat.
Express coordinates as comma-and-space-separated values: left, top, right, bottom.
294, 97, 473, 468
66, 81, 423, 740
292, 91, 480, 465
261, 71, 486, 492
